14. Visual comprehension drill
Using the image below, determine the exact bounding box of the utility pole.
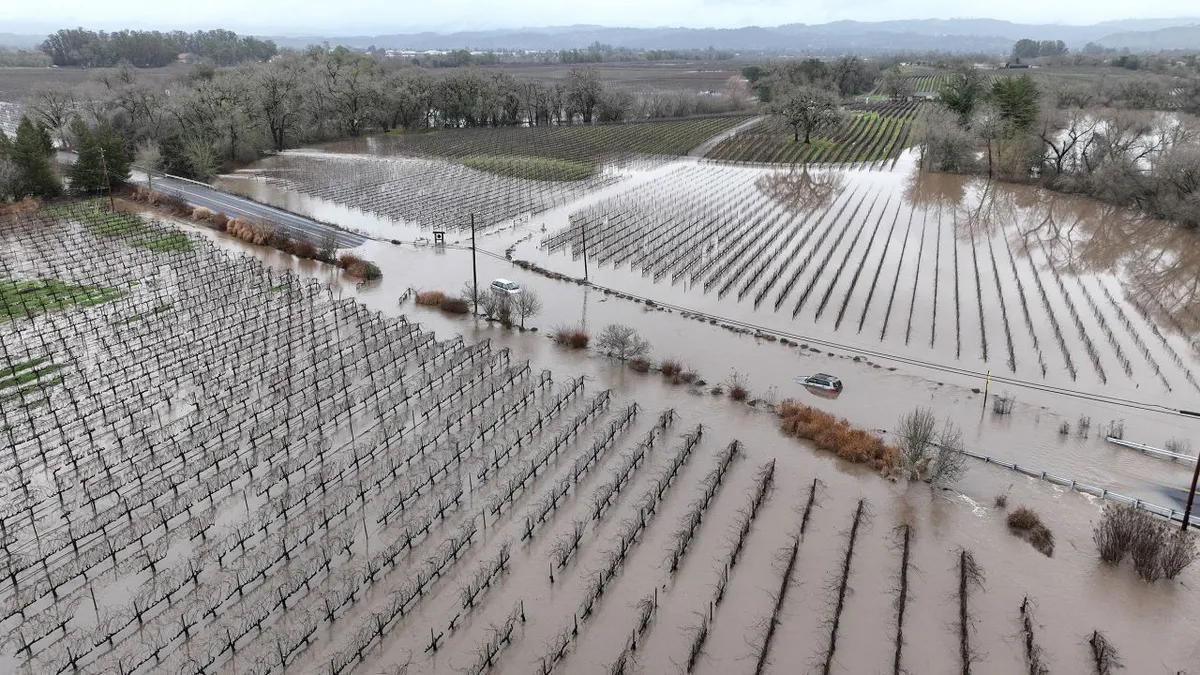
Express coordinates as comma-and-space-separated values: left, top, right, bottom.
581, 220, 591, 282
99, 146, 114, 211
470, 213, 479, 315
1183, 457, 1200, 532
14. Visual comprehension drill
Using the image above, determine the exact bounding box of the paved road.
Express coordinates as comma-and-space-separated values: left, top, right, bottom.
141, 174, 367, 248
687, 115, 767, 158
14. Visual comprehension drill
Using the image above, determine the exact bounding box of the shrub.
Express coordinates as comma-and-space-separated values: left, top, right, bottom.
293, 241, 317, 259
1007, 507, 1041, 531
338, 254, 363, 270
191, 206, 212, 221
1094, 504, 1145, 564
994, 493, 1008, 509
629, 357, 651, 372
552, 324, 589, 349
1131, 525, 1165, 582
1091, 503, 1192, 579
1165, 438, 1193, 456
1160, 530, 1198, 580
678, 370, 698, 383
161, 194, 190, 216
660, 359, 683, 377
1028, 526, 1055, 557
345, 260, 382, 280
415, 290, 446, 306
596, 323, 651, 360
212, 212, 229, 231
779, 398, 900, 473
726, 371, 749, 401
440, 297, 470, 314
1007, 507, 1054, 556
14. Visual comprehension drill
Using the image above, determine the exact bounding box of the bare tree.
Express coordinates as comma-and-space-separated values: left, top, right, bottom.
929, 420, 968, 488
897, 407, 937, 480
27, 84, 76, 148
134, 141, 162, 192
769, 85, 842, 144
514, 289, 543, 329
881, 68, 915, 101
595, 324, 651, 361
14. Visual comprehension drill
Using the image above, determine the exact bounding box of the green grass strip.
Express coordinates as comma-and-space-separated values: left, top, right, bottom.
1, 278, 123, 322
458, 155, 598, 182
0, 357, 48, 379
0, 364, 63, 390
42, 200, 194, 253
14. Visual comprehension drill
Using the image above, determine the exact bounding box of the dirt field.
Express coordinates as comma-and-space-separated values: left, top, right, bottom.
482, 62, 746, 94
0, 65, 183, 102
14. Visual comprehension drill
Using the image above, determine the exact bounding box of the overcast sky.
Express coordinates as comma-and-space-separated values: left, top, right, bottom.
5, 1, 1197, 35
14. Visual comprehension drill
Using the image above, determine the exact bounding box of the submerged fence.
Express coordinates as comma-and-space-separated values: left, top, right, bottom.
953, 445, 1196, 527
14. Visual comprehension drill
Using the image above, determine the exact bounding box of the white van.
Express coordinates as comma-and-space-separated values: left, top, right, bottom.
490, 279, 521, 295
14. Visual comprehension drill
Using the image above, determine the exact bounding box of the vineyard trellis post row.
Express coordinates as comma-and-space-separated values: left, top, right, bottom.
471, 213, 479, 315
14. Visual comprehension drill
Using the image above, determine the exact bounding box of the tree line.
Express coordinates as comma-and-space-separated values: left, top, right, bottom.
1012, 39, 1068, 61
917, 66, 1200, 228
6, 46, 751, 192
40, 28, 277, 68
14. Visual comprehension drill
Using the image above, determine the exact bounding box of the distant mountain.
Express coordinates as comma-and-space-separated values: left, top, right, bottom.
0, 33, 44, 49
264, 18, 1200, 54
6, 18, 1200, 54
1097, 24, 1200, 51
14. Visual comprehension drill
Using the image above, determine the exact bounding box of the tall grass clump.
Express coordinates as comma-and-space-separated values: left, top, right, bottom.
552, 324, 590, 349
779, 399, 900, 473
726, 371, 750, 402
660, 359, 683, 377
415, 290, 447, 307
1006, 507, 1054, 557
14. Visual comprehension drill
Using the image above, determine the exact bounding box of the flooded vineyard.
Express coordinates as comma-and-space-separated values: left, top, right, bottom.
536, 159, 1200, 405
221, 152, 625, 239
2, 199, 1198, 675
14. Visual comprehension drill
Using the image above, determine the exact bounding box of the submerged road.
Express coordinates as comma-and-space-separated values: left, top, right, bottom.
139, 173, 368, 248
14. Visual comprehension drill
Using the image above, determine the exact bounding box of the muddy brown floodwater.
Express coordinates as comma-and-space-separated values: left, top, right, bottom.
174, 212, 1200, 675
215, 146, 1200, 508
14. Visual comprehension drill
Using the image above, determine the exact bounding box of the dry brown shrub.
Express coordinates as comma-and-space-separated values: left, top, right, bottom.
679, 370, 698, 383
339, 253, 363, 270
1, 198, 40, 218
552, 324, 589, 349
293, 241, 317, 258
191, 207, 212, 221
161, 195, 190, 216
778, 398, 900, 473
1029, 525, 1055, 556
1007, 507, 1042, 532
660, 359, 683, 377
1007, 507, 1053, 556
630, 357, 651, 372
227, 218, 276, 246
415, 290, 446, 306
212, 212, 229, 231
440, 297, 470, 314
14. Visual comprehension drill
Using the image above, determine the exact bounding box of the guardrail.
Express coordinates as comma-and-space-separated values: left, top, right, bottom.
954, 445, 1195, 526
1104, 436, 1197, 465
